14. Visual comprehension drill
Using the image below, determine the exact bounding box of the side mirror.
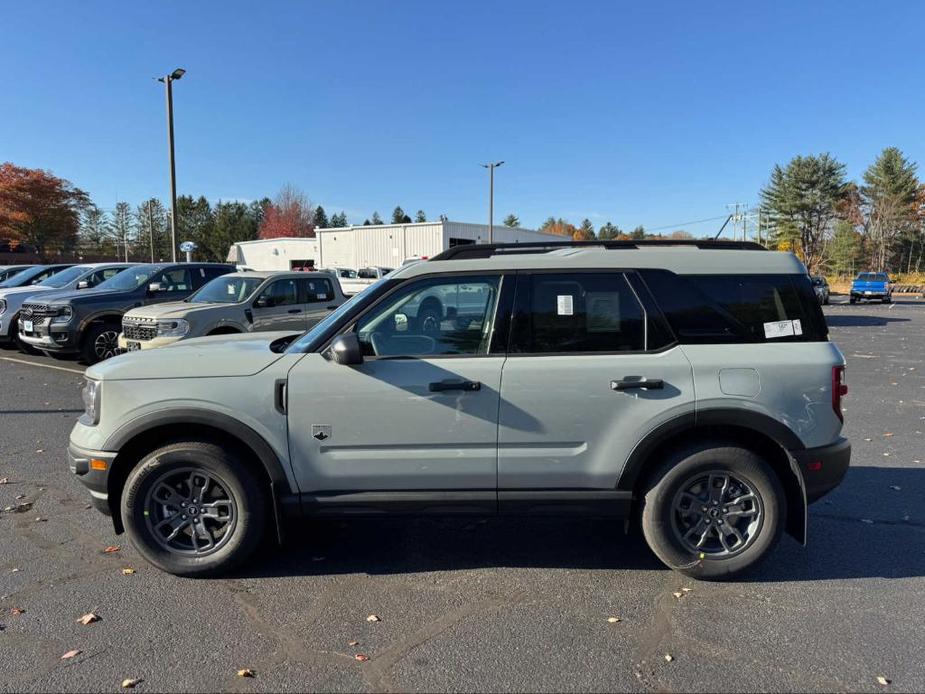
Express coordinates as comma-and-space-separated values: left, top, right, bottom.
328, 333, 364, 365
76, 280, 90, 290
254, 295, 269, 309
148, 281, 164, 293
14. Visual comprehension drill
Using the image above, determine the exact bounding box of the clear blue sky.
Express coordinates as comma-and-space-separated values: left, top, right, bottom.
2, 1, 923, 234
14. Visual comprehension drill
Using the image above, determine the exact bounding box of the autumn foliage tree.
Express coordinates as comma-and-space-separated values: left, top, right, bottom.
0, 162, 89, 254
258, 184, 314, 239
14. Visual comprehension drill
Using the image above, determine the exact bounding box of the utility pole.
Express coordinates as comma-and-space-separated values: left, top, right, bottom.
724, 202, 746, 241
481, 161, 504, 243
157, 68, 185, 262
147, 200, 155, 262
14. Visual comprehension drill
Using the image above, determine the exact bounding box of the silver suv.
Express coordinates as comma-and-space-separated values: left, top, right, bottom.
67, 241, 850, 580
118, 271, 346, 352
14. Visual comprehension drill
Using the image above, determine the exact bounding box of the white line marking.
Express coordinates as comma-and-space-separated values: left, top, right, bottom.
1, 356, 84, 375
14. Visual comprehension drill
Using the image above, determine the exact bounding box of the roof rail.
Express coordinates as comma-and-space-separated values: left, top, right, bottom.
430, 239, 767, 261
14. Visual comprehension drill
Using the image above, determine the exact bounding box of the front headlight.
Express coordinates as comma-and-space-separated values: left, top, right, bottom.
51, 306, 73, 324
156, 319, 189, 337
80, 378, 100, 425
0, 299, 6, 316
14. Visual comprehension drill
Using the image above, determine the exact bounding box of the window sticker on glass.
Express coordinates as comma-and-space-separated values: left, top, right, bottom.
557, 294, 574, 316
318, 293, 328, 300
764, 320, 800, 339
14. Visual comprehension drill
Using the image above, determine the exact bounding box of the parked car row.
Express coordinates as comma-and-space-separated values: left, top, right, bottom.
1, 262, 348, 364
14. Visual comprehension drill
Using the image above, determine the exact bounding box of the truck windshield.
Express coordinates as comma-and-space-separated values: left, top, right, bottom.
857, 273, 887, 282
187, 276, 263, 303
287, 277, 390, 353
96, 266, 162, 291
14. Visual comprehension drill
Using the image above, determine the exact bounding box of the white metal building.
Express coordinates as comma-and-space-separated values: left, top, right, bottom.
227, 220, 562, 271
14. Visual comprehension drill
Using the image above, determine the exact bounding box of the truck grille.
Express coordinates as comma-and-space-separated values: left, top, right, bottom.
122, 320, 158, 341
20, 303, 55, 319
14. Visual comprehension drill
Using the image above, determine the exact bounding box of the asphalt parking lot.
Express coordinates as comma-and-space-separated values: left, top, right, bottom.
1, 295, 924, 693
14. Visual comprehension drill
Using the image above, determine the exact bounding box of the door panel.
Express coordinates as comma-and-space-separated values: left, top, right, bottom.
287, 354, 504, 491
498, 349, 694, 488
252, 278, 303, 331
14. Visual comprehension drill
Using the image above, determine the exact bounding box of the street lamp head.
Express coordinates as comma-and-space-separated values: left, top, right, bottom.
170, 68, 186, 80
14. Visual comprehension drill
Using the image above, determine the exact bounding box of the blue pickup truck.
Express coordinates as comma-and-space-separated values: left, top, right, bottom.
850, 272, 892, 304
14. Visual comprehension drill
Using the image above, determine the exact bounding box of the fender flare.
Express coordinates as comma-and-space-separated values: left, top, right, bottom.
618, 408, 808, 543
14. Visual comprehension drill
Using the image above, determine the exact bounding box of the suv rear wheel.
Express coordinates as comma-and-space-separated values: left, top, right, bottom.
640, 443, 785, 580
121, 440, 267, 577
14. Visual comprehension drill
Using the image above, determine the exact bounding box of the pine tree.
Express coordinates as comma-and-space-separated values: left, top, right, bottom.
78, 204, 112, 255
111, 201, 134, 261
575, 218, 596, 240
630, 225, 646, 240
597, 222, 621, 240
371, 212, 384, 225
502, 214, 519, 228
861, 147, 920, 271
415, 210, 426, 223
313, 205, 330, 229
330, 212, 348, 227
135, 198, 170, 262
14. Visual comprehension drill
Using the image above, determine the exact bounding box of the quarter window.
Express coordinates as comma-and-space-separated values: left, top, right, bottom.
303, 278, 335, 303
355, 276, 501, 357
510, 273, 645, 353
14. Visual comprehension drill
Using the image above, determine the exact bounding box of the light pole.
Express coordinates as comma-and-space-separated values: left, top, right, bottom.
157, 68, 185, 262
481, 161, 504, 243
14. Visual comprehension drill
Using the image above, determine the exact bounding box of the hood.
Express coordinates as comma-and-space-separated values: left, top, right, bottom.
124, 300, 218, 321
87, 331, 300, 381
43, 288, 127, 305
0, 285, 54, 300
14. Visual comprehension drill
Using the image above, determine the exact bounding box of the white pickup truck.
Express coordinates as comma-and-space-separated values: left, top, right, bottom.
322, 266, 393, 295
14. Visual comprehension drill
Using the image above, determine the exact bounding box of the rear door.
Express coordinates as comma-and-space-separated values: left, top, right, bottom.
497, 271, 695, 501
299, 276, 339, 329
251, 277, 304, 331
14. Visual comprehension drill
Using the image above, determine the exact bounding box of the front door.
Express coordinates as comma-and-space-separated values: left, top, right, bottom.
497, 271, 695, 492
286, 273, 508, 496
251, 277, 305, 331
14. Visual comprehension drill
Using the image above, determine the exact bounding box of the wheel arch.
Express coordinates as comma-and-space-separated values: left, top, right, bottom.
103, 409, 294, 538
619, 409, 807, 544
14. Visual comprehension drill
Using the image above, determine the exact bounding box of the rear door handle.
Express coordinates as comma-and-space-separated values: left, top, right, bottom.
611, 378, 664, 391
429, 379, 481, 393
288, 309, 302, 314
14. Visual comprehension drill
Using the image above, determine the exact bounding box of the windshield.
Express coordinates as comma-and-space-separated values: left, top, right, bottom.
37, 265, 89, 288
187, 275, 263, 304
857, 273, 887, 282
0, 265, 53, 288
96, 266, 161, 291
287, 277, 389, 353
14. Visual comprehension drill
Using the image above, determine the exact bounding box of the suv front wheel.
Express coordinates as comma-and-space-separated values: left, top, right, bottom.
121, 440, 267, 577
641, 443, 785, 580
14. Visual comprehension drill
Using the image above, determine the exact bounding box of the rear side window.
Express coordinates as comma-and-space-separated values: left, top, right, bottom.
639, 270, 827, 343
510, 273, 645, 353
302, 277, 334, 303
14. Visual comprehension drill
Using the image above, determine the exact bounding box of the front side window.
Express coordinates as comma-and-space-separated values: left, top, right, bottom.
155, 268, 193, 292
510, 273, 645, 354
356, 275, 501, 357
256, 279, 299, 308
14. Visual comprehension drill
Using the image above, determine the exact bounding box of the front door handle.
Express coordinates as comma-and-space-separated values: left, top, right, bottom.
429, 379, 481, 393
288, 309, 302, 314
611, 378, 664, 391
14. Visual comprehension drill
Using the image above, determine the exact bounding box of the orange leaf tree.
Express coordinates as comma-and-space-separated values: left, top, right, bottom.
0, 163, 89, 254
258, 184, 315, 239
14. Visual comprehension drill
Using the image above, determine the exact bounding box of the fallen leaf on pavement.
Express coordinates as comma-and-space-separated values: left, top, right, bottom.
0, 478, 8, 484
877, 675, 891, 686
78, 612, 100, 625
103, 546, 120, 554
607, 616, 622, 623
121, 568, 136, 575
883, 433, 894, 437
237, 669, 255, 678
61, 649, 81, 660
664, 654, 673, 662
35, 449, 44, 454
348, 640, 360, 646
15, 494, 25, 500
11, 568, 19, 573
681, 587, 692, 592
354, 654, 369, 662
366, 614, 380, 622
890, 485, 901, 491
864, 438, 872, 442
121, 678, 141, 689
35, 517, 46, 522
672, 592, 683, 599
10, 607, 25, 616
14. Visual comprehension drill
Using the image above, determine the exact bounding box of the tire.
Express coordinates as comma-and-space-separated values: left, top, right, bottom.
640, 442, 785, 580
121, 440, 268, 577
13, 323, 40, 355
823, 295, 829, 305
883, 295, 892, 304
849, 296, 856, 304
79, 323, 121, 365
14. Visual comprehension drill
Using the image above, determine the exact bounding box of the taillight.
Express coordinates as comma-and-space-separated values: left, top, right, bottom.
832, 365, 847, 422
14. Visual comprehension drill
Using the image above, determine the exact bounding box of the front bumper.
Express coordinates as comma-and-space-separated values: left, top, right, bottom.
18, 317, 79, 352
850, 291, 889, 299
792, 437, 851, 503
68, 441, 117, 515
117, 333, 181, 351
